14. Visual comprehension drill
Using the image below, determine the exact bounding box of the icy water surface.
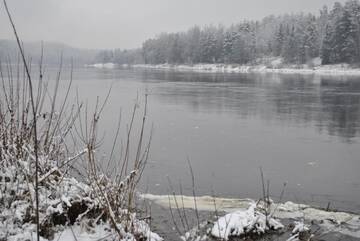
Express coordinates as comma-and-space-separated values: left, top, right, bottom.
49, 67, 360, 213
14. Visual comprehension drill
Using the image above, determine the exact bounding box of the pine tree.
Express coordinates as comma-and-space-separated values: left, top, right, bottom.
292, 22, 306, 64
327, 2, 344, 63
223, 31, 234, 63
185, 26, 202, 64
250, 27, 257, 62
335, 9, 357, 63
200, 29, 217, 63
167, 34, 184, 64
214, 26, 226, 63
282, 25, 298, 63
304, 16, 319, 62
230, 32, 244, 64
318, 5, 329, 51
345, 0, 360, 62
321, 24, 333, 64
275, 24, 285, 56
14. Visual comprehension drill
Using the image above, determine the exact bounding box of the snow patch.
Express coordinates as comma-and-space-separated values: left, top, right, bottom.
211, 203, 284, 240
86, 63, 117, 69
132, 63, 360, 76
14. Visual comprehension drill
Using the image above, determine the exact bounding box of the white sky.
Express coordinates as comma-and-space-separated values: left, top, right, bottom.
0, 0, 347, 49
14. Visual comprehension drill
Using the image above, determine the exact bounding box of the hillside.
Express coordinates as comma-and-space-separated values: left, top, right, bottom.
0, 39, 99, 66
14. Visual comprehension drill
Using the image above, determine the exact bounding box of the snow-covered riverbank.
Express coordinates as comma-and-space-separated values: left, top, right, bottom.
86, 58, 360, 76
130, 63, 360, 76
142, 194, 360, 240
0, 156, 163, 241
87, 61, 360, 76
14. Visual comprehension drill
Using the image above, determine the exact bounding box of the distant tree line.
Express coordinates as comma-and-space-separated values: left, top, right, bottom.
95, 0, 360, 65
95, 48, 144, 65
0, 40, 98, 66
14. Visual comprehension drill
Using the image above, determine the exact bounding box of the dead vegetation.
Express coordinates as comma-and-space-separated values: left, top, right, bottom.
0, 1, 159, 240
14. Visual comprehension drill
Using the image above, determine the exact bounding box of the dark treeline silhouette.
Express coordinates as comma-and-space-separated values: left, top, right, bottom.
95, 0, 360, 66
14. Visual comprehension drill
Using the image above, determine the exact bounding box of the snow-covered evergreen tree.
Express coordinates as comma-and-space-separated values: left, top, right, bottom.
223, 31, 235, 63
304, 16, 319, 62
282, 25, 299, 63
125, 0, 360, 65
275, 24, 285, 56
200, 27, 217, 63
321, 24, 334, 64
344, 0, 360, 62
318, 5, 329, 51
332, 8, 357, 63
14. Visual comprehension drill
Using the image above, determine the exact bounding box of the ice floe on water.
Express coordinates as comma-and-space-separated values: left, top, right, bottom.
141, 194, 253, 212
141, 193, 360, 239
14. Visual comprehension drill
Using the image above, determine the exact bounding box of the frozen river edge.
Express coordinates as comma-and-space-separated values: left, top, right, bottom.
142, 193, 360, 240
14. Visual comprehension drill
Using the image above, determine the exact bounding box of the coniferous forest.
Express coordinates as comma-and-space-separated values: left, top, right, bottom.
95, 0, 360, 66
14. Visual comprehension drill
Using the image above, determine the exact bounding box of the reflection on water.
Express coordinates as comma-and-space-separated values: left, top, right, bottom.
131, 70, 360, 213
140, 71, 360, 143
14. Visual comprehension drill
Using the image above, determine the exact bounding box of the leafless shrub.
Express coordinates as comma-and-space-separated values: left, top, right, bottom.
1, 2, 154, 240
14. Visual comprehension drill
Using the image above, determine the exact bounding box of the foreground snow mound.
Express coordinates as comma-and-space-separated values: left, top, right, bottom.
0, 169, 163, 241
211, 203, 284, 240
0, 151, 162, 241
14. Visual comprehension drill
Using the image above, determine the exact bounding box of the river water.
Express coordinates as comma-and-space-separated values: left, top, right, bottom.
52, 67, 360, 213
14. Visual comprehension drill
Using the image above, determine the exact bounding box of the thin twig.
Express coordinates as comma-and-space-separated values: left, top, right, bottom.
187, 157, 200, 230
3, 2, 40, 240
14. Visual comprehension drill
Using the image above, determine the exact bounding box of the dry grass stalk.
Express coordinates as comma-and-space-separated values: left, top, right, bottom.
1, 3, 154, 239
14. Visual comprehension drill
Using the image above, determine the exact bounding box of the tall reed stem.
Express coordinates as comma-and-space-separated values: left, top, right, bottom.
3, 1, 40, 240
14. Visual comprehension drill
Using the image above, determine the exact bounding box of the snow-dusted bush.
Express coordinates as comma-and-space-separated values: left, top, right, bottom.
0, 55, 160, 240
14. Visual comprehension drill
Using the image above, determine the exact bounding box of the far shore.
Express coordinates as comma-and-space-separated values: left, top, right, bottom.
131, 63, 360, 76
87, 62, 360, 76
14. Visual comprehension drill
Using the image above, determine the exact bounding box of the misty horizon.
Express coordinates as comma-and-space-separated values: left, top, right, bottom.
0, 0, 348, 50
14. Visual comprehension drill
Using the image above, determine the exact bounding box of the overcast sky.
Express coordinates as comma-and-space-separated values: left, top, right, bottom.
0, 0, 346, 49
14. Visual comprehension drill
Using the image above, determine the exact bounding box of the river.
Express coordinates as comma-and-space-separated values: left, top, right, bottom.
52, 67, 360, 213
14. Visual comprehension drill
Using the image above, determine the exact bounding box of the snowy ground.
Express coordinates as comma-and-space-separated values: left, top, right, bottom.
86, 63, 117, 69
0, 155, 163, 241
0, 172, 163, 241
129, 63, 360, 76
86, 57, 360, 75
5, 221, 162, 241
